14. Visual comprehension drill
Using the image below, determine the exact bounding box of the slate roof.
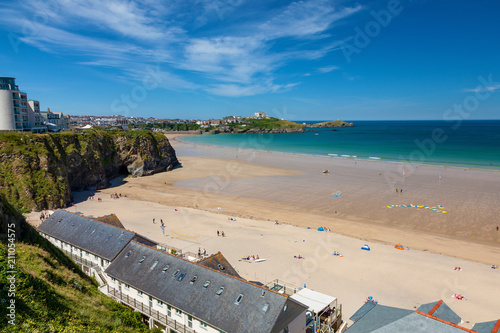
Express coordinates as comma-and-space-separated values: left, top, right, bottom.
197, 251, 241, 278
346, 301, 473, 333
105, 241, 307, 333
38, 210, 135, 261
417, 300, 461, 324
472, 319, 500, 333
95, 214, 124, 229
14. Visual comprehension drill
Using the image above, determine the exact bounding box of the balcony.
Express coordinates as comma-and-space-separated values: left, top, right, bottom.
106, 286, 195, 333
61, 248, 98, 268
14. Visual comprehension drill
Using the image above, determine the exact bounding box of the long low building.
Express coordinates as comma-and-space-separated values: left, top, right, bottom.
37, 210, 156, 284
105, 241, 308, 333
37, 210, 325, 332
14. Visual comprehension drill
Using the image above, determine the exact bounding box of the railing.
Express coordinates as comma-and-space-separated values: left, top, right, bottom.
61, 249, 98, 268
106, 286, 195, 333
265, 279, 301, 296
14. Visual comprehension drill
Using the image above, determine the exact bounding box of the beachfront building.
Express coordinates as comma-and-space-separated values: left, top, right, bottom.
37, 210, 157, 285
104, 241, 309, 332
346, 300, 500, 332
40, 108, 71, 131
0, 77, 46, 132
266, 280, 344, 332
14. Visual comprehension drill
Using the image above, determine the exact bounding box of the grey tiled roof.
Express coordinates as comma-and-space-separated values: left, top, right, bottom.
105, 241, 307, 333
197, 251, 241, 278
349, 302, 377, 322
472, 319, 500, 333
347, 301, 472, 333
417, 301, 461, 324
38, 210, 135, 260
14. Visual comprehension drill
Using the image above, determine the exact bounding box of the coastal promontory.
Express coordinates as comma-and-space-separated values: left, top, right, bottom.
305, 120, 354, 128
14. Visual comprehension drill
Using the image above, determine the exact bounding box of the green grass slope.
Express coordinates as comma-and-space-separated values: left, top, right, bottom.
0, 195, 154, 332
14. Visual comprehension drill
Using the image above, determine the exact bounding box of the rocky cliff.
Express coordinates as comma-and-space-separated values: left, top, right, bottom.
306, 120, 354, 128
0, 129, 178, 211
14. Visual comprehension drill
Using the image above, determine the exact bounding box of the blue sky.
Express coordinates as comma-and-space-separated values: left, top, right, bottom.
0, 0, 499, 120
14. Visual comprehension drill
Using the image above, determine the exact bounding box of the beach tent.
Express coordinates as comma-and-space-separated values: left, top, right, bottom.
318, 226, 324, 231
395, 244, 404, 250
361, 244, 370, 251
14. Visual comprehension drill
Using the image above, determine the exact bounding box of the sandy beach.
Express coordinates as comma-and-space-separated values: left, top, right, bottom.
26, 133, 500, 328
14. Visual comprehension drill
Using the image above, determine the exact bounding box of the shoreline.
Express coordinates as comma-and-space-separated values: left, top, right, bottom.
175, 132, 500, 172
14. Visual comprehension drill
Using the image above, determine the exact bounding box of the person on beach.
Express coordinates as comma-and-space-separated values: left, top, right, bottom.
395, 189, 398, 194
400, 189, 403, 194
222, 231, 225, 237
153, 218, 155, 224
497, 226, 499, 231
217, 230, 220, 236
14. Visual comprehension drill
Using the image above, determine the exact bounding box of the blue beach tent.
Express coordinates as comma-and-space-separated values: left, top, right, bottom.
318, 226, 324, 231
361, 244, 371, 251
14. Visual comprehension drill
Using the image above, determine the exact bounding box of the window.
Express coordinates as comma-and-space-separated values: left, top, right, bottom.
94, 255, 98, 260
177, 273, 186, 281
216, 287, 224, 296
139, 256, 146, 263
187, 315, 193, 328
137, 290, 143, 297
203, 281, 210, 289
162, 265, 170, 272
262, 303, 269, 313
150, 261, 158, 270
175, 308, 182, 316
167, 305, 172, 317
125, 251, 131, 257
200, 321, 208, 329
190, 276, 198, 284
235, 294, 243, 304
157, 300, 163, 307
111, 277, 116, 282
173, 270, 180, 277
124, 284, 129, 289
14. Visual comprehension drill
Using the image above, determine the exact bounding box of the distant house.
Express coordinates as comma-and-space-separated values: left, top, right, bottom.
254, 112, 269, 119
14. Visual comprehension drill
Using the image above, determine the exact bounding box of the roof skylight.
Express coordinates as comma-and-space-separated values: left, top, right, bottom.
125, 251, 131, 257
203, 281, 210, 289
177, 273, 186, 281
138, 256, 146, 263
262, 303, 269, 312
216, 287, 224, 296
162, 265, 170, 272
150, 261, 158, 270
190, 276, 198, 284
235, 294, 243, 304
173, 269, 180, 277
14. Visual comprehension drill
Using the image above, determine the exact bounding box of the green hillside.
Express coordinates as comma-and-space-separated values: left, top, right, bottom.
0, 194, 154, 332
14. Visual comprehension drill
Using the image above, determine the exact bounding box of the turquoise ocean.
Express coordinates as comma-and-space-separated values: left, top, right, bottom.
182, 120, 500, 169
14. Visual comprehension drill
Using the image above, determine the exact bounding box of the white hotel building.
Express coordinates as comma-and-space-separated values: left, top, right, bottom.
38, 210, 342, 333
0, 77, 45, 132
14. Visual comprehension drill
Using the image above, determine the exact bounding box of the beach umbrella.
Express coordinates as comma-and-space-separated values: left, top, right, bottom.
317, 226, 324, 231
361, 244, 370, 251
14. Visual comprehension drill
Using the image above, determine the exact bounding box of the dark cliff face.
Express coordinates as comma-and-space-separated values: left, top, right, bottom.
0, 130, 178, 211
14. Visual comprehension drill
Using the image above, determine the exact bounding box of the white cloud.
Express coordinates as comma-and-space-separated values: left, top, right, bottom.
0, 0, 362, 97
318, 66, 340, 73
463, 85, 500, 93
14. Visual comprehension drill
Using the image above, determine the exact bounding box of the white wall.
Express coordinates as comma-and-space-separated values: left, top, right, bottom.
0, 90, 15, 130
